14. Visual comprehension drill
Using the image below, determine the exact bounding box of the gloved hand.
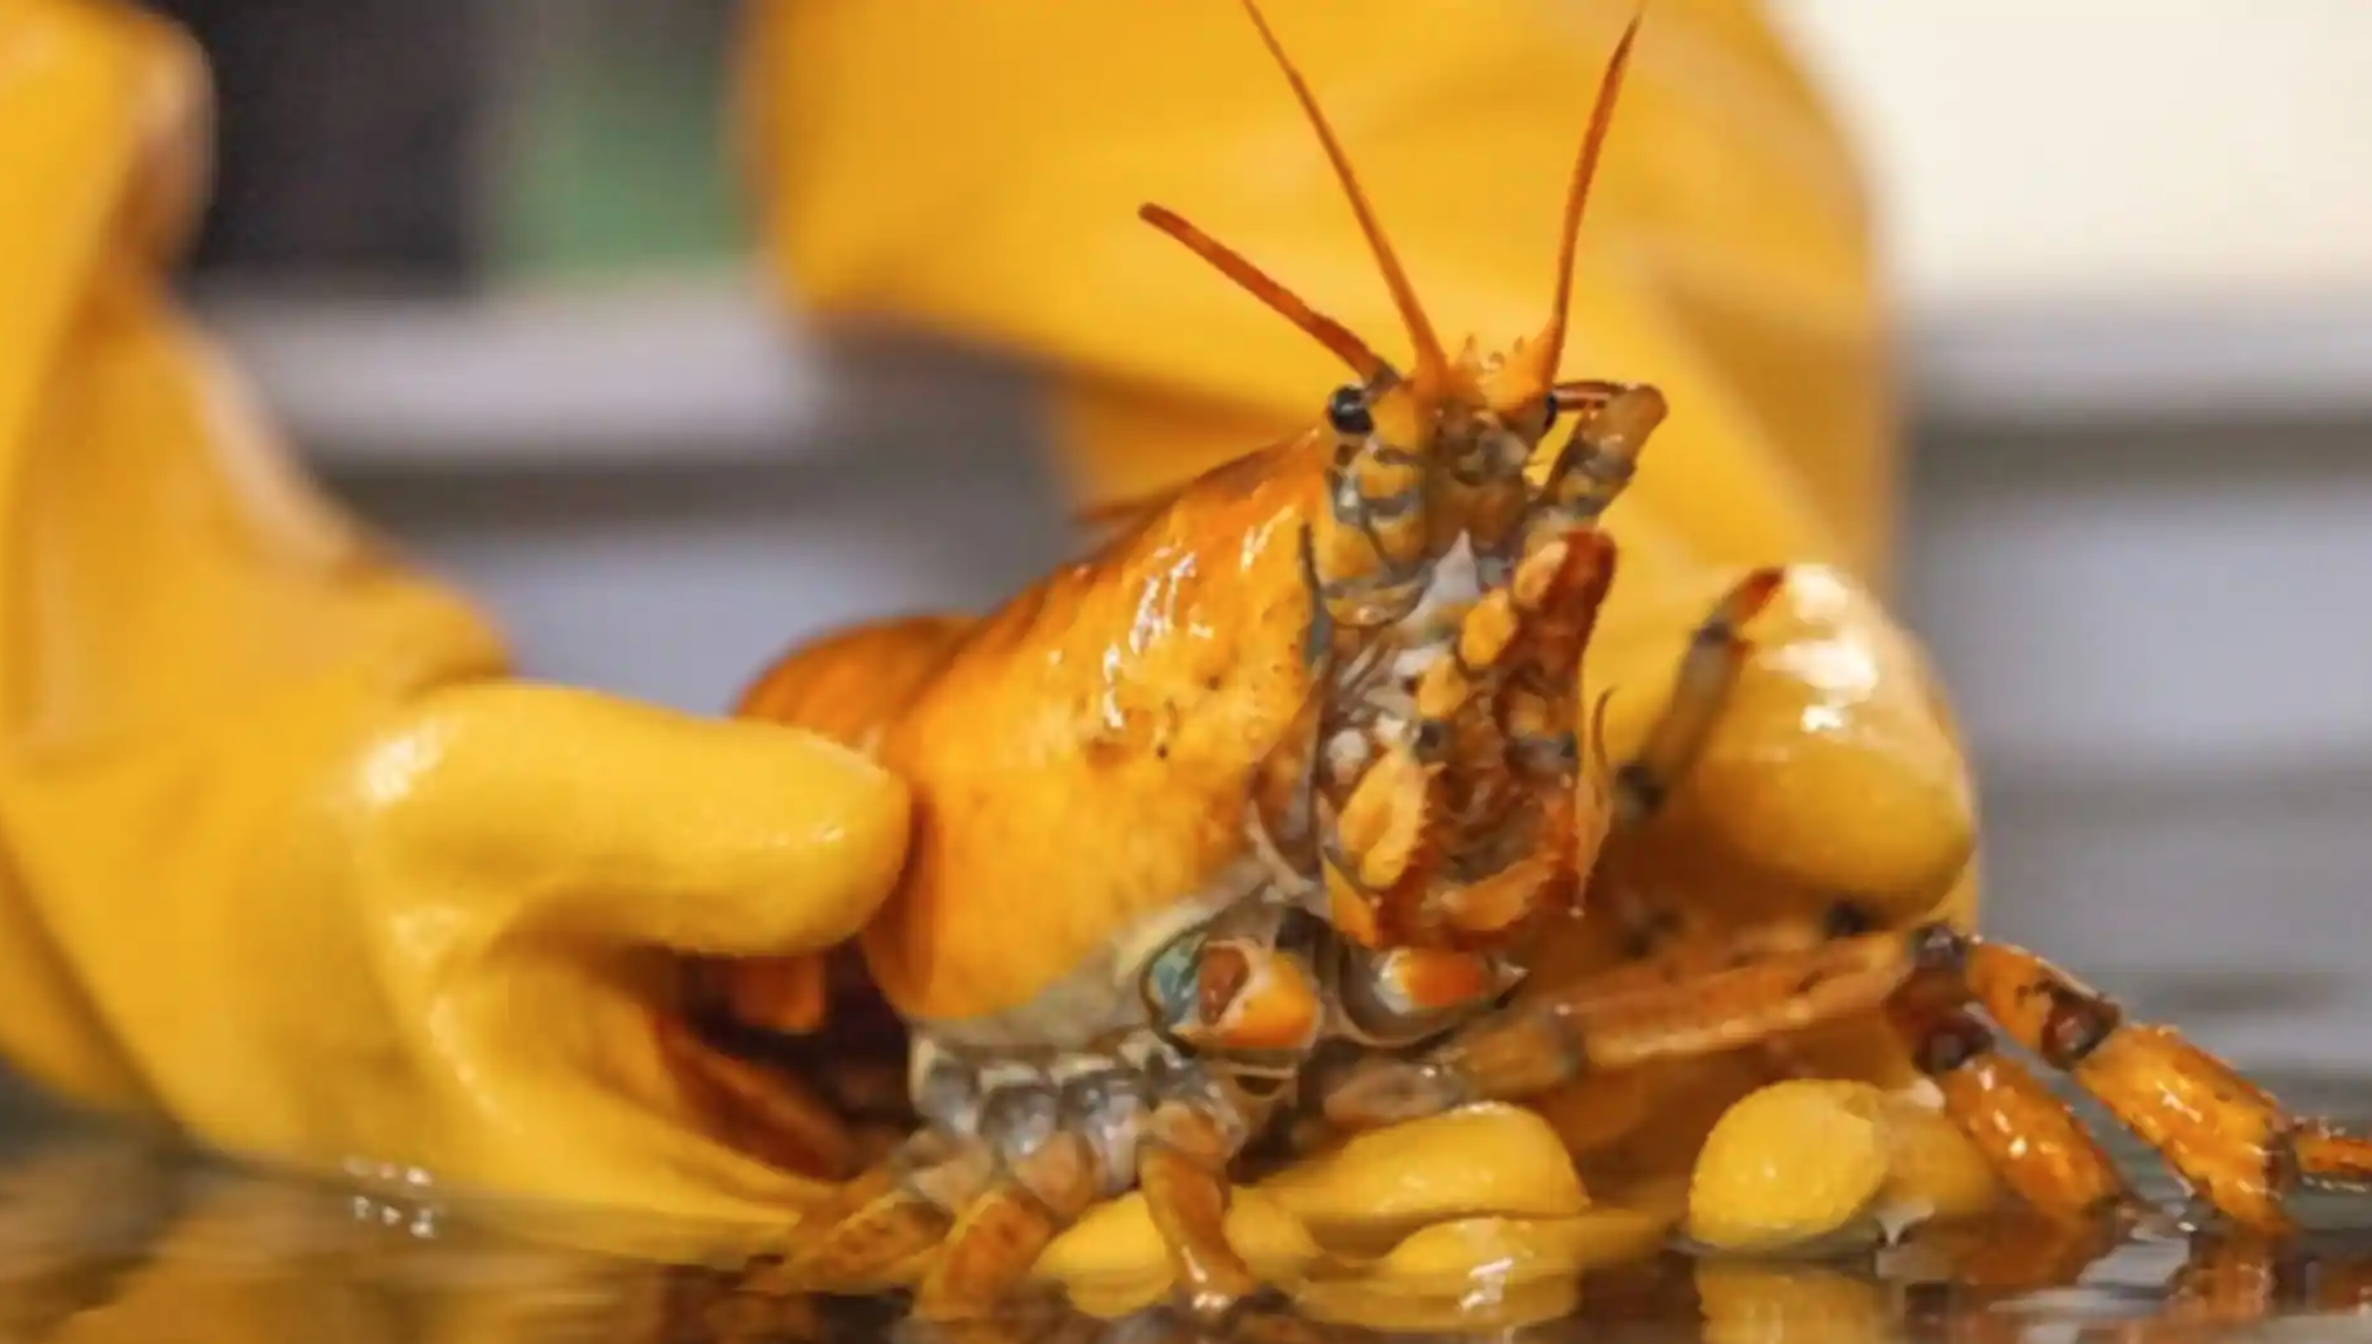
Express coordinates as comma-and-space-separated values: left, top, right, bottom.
0, 0, 905, 1244
739, 0, 1983, 1269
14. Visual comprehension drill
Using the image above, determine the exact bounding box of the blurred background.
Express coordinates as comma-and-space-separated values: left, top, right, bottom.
155, 0, 2372, 1070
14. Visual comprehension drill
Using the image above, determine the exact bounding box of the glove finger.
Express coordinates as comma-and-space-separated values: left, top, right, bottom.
0, 0, 203, 457
362, 681, 909, 956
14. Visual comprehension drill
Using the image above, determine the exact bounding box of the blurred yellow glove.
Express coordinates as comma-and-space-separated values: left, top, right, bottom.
0, 0, 906, 1240
740, 0, 1982, 1227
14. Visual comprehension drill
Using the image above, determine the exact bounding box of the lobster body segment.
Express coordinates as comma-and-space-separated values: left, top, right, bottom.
835, 441, 1330, 1033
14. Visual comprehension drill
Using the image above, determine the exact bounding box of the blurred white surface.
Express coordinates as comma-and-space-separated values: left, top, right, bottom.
205, 281, 2372, 472
1909, 427, 2372, 791
1766, 2, 2372, 313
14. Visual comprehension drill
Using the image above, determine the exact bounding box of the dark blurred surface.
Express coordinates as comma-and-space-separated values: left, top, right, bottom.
141, 0, 494, 288
137, 0, 743, 289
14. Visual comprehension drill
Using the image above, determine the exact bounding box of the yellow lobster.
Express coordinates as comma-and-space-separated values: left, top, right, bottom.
668, 0, 2372, 1323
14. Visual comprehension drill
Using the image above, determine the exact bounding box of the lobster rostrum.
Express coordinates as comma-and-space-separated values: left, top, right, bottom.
675, 0, 2372, 1324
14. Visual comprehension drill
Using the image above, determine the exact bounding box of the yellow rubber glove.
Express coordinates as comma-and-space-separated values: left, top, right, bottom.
739, 0, 1987, 1264
0, 0, 906, 1243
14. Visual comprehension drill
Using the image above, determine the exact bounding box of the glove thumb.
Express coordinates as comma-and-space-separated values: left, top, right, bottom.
357, 680, 910, 957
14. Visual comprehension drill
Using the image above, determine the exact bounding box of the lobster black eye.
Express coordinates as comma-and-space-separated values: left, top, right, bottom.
1539, 395, 1560, 433
1412, 719, 1449, 760
1326, 384, 1374, 437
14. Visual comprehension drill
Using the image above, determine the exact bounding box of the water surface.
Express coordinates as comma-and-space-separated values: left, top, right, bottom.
4, 1073, 2371, 1344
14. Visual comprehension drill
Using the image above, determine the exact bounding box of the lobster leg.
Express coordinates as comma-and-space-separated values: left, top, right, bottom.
1298, 387, 1655, 949
1490, 530, 1619, 748
916, 1132, 1104, 1318
1885, 997, 2134, 1222
655, 1010, 863, 1182
1528, 380, 1665, 543
1316, 742, 1440, 949
759, 1133, 994, 1293
805, 1039, 1270, 1323
1316, 530, 1619, 949
2155, 1227, 2369, 1330
1316, 922, 1953, 1128
1611, 566, 1786, 830
1331, 521, 1635, 954
2295, 1125, 2372, 1185
1136, 1097, 1267, 1320
1436, 524, 1625, 947
1925, 935, 2372, 1233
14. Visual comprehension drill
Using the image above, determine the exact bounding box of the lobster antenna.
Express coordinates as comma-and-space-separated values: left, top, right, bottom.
1140, 204, 1391, 382
1239, 0, 1451, 400
1530, 8, 1643, 386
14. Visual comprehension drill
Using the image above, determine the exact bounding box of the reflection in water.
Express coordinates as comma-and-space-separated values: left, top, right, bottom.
4, 1077, 2372, 1344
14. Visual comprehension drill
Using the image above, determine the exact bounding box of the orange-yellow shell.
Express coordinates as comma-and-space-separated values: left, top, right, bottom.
735, 438, 1333, 1025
